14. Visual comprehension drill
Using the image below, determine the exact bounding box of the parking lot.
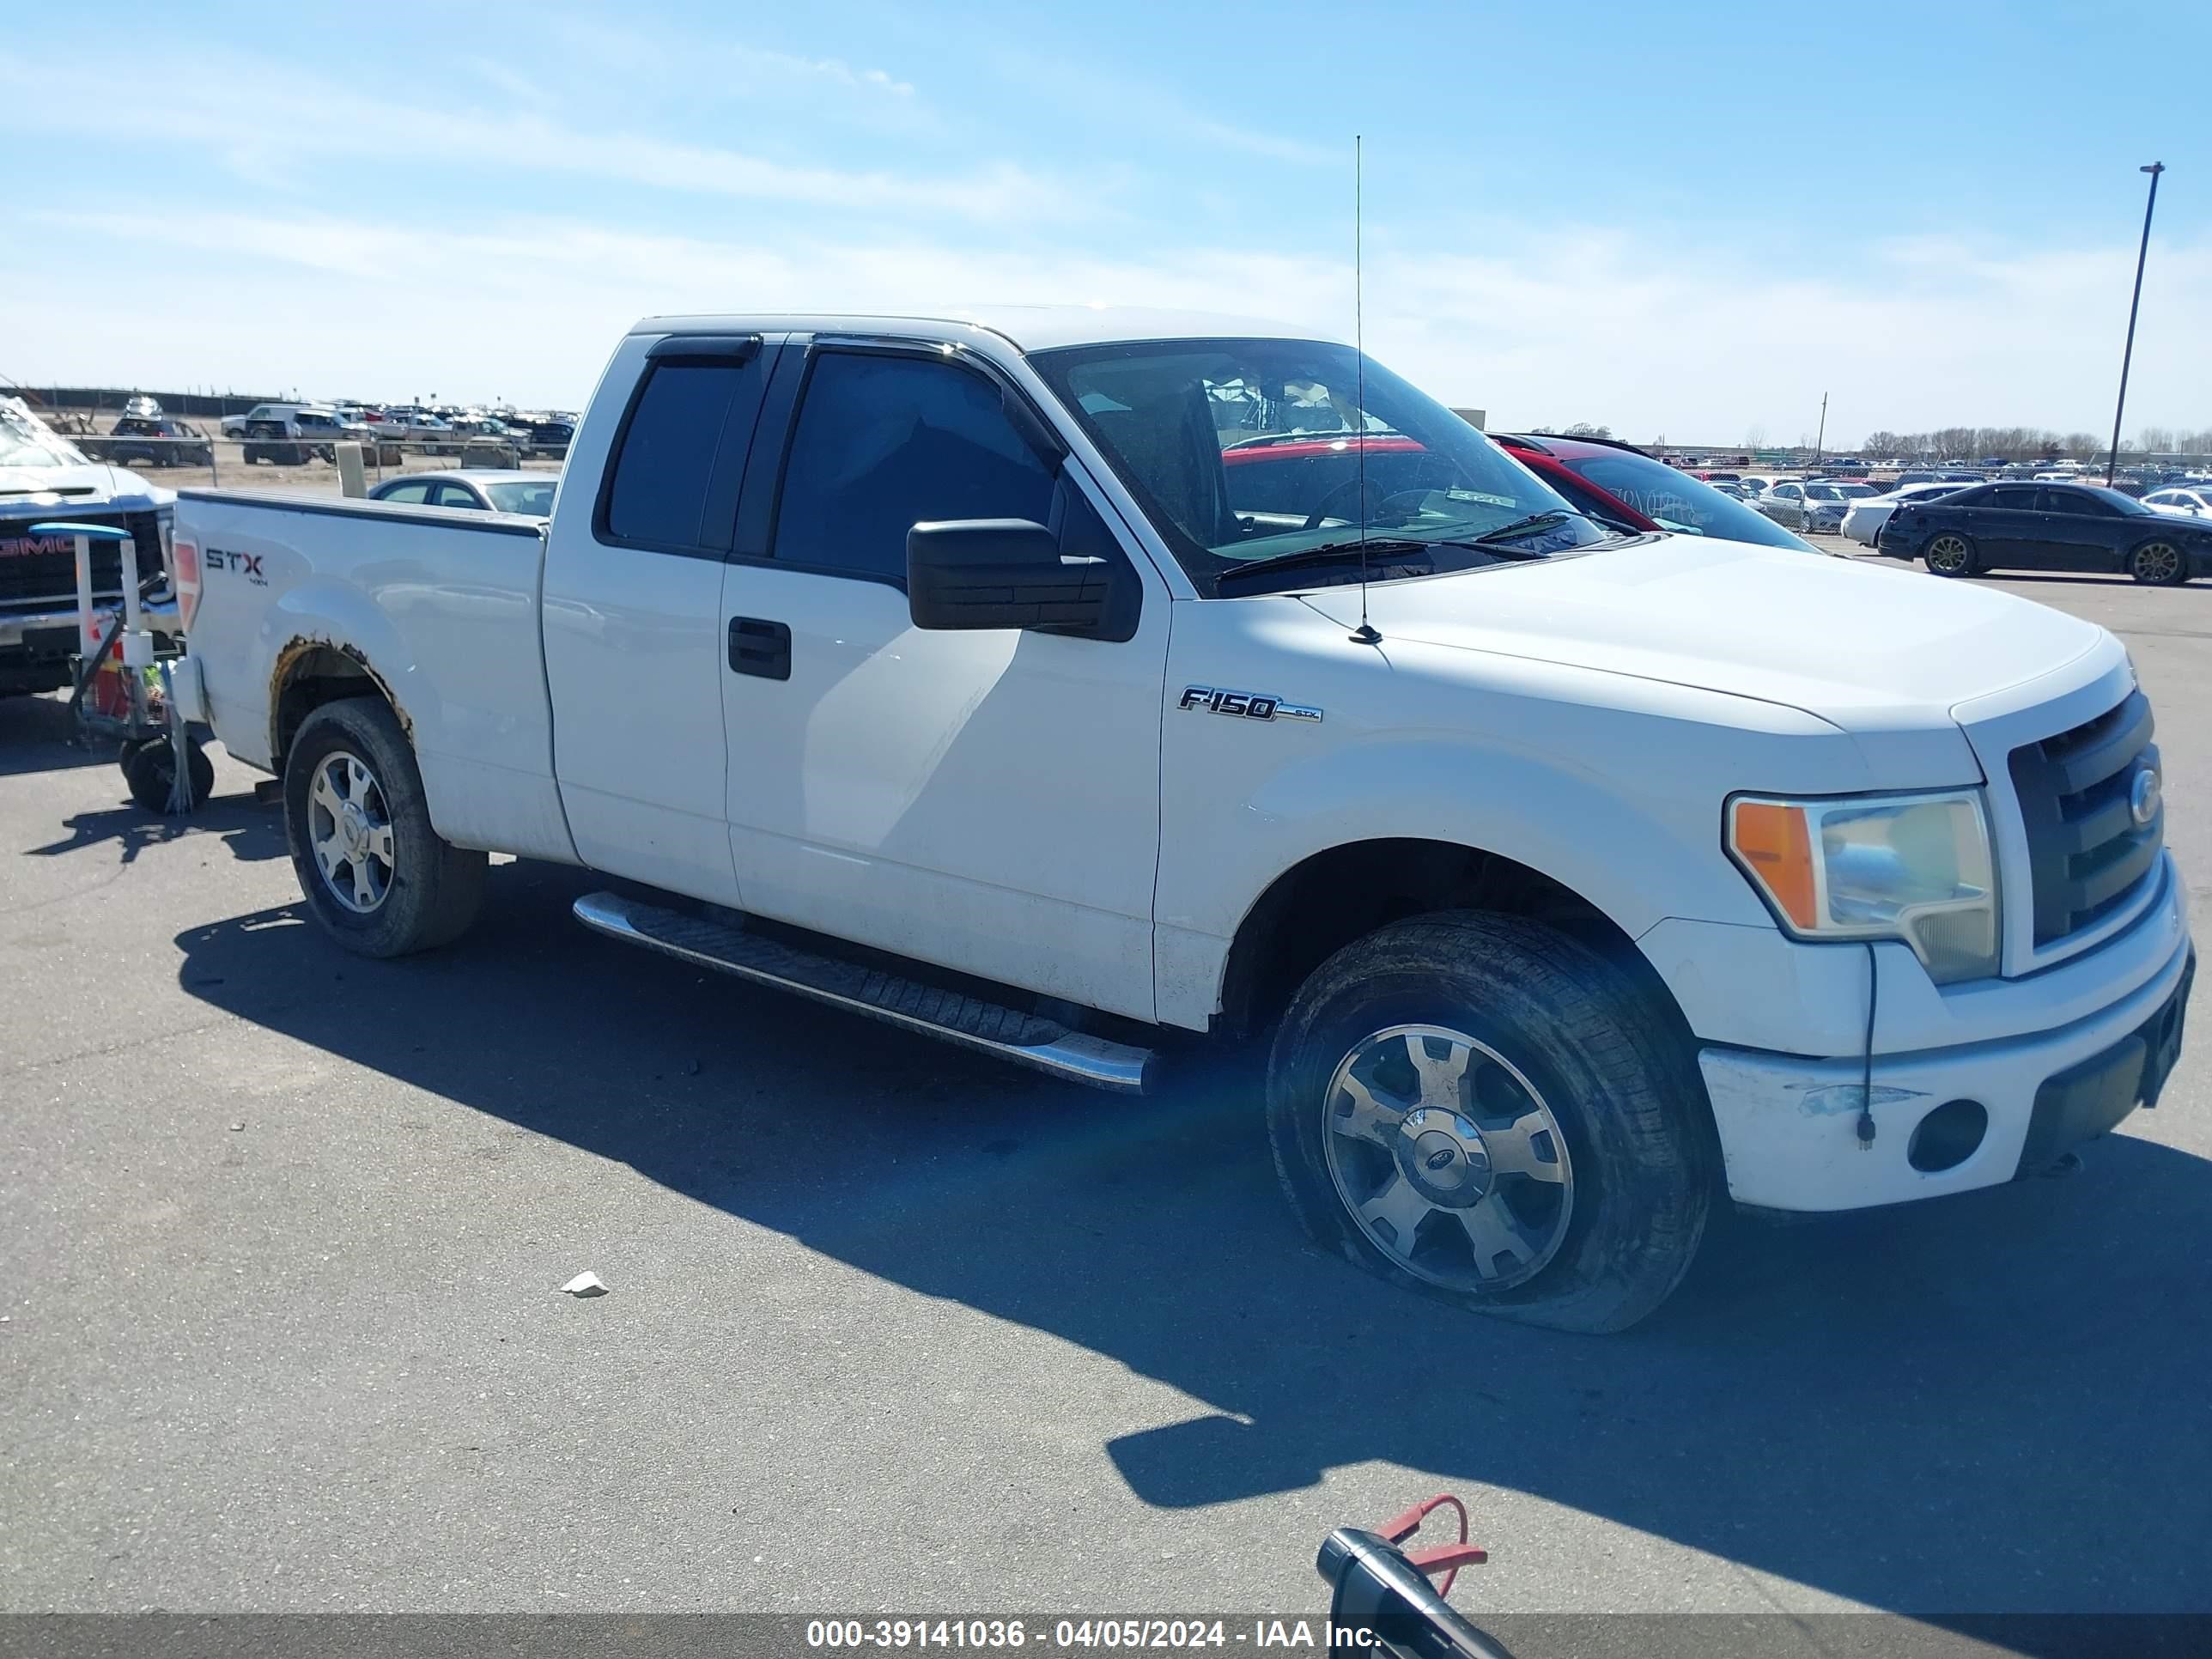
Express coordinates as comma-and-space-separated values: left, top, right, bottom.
4, 552, 2209, 1627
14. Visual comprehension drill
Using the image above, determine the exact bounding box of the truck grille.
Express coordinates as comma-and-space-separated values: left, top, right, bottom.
2008, 690, 2162, 946
0, 510, 164, 611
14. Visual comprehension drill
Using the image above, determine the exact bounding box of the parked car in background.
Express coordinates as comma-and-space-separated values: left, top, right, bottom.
1759, 479, 1873, 533
243, 406, 374, 466
1493, 433, 1818, 551
367, 468, 557, 518
2145, 486, 2212, 518
228, 404, 368, 447
1878, 479, 2212, 585
1840, 479, 1966, 547
1751, 479, 1808, 527
96, 416, 215, 469
522, 418, 574, 459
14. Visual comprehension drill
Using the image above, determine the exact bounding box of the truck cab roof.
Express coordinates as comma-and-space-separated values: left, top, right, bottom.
628, 305, 1341, 355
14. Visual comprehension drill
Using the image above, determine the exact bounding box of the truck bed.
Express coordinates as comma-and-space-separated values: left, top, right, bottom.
175, 489, 576, 863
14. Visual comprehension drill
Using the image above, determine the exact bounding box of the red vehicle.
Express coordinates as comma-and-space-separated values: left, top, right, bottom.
1492, 431, 1816, 551
1212, 426, 1814, 551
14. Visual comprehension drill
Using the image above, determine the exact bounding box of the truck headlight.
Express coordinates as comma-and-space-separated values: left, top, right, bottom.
1726, 791, 1999, 983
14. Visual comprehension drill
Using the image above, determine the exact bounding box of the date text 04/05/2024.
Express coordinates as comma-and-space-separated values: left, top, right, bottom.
803, 1618, 1381, 1650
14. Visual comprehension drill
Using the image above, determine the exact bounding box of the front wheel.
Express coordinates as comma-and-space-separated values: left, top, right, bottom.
1923, 532, 1977, 576
1266, 912, 1712, 1334
2130, 541, 2189, 586
283, 697, 485, 957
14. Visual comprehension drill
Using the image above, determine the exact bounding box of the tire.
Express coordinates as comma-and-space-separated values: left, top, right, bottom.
1923, 532, 1977, 577
121, 736, 215, 813
1266, 911, 1712, 1334
2130, 540, 2189, 586
283, 697, 485, 957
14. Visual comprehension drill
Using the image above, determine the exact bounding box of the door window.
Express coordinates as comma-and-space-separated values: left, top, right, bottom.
432, 482, 488, 509
2042, 489, 2113, 516
771, 352, 1057, 583
1988, 486, 2039, 509
377, 480, 433, 504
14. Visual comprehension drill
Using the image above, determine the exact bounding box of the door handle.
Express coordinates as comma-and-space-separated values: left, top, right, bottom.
728, 617, 791, 680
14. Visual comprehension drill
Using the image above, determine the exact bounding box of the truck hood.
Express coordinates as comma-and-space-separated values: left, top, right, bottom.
1295, 534, 2106, 733
0, 463, 173, 514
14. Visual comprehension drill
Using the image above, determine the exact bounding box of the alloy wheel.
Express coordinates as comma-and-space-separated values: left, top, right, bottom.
307, 749, 396, 914
2135, 542, 2184, 585
1322, 1024, 1574, 1292
1926, 533, 1972, 574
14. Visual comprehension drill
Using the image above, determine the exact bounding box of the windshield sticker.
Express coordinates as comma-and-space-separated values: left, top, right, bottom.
1446, 489, 1517, 508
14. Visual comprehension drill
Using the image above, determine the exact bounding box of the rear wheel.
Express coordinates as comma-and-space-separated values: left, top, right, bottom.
1266, 911, 1711, 1334
2130, 540, 2188, 586
283, 697, 484, 957
1923, 532, 1976, 576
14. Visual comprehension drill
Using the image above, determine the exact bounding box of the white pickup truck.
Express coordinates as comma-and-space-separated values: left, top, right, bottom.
171, 307, 2192, 1331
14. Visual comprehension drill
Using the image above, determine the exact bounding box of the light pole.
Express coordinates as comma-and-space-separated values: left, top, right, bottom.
2106, 161, 2165, 486
1812, 392, 1827, 467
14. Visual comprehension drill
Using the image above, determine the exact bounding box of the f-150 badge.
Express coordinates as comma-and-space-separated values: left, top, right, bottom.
1179, 685, 1322, 724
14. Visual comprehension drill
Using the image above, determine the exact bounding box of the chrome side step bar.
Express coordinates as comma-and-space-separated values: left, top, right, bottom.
572, 891, 1154, 1094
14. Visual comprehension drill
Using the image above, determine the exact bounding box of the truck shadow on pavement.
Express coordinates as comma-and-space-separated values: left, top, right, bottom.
173, 861, 2212, 1617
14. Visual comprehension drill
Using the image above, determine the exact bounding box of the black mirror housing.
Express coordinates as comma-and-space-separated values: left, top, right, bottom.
907, 519, 1123, 636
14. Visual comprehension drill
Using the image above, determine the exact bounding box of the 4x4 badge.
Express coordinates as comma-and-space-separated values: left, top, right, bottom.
1178, 685, 1322, 724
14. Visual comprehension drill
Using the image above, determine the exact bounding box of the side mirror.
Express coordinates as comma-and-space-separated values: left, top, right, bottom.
907, 519, 1115, 635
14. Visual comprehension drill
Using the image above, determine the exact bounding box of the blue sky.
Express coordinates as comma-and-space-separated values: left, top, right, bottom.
3, 0, 2207, 445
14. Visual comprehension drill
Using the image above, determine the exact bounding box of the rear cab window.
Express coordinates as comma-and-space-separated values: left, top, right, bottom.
597, 336, 772, 556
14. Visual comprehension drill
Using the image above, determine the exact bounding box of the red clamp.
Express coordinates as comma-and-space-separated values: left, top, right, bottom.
1378, 1493, 1486, 1597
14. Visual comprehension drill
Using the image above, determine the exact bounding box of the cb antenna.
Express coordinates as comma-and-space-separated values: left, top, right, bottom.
1349, 134, 1381, 647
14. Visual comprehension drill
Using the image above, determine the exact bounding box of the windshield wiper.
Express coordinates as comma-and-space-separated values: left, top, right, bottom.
1214, 538, 1437, 593
1468, 509, 1574, 545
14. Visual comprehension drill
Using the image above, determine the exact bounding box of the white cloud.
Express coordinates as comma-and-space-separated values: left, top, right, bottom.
732, 46, 916, 97
7, 201, 2206, 447
0, 52, 1060, 224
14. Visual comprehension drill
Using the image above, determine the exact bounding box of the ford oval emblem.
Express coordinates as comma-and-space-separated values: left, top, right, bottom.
2131, 765, 2162, 828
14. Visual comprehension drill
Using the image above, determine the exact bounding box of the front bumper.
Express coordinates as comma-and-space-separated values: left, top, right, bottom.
1699, 918, 2194, 1212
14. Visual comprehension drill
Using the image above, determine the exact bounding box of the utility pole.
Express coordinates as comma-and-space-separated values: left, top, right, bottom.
2107, 161, 2165, 486
1812, 392, 1827, 467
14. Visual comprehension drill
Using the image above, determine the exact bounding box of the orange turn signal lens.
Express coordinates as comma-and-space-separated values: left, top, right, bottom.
1729, 799, 1818, 930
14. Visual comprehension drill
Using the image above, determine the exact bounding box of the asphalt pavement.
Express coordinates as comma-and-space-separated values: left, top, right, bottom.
5, 549, 2210, 1632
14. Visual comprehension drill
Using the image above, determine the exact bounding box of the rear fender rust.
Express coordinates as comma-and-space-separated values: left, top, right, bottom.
269, 635, 413, 763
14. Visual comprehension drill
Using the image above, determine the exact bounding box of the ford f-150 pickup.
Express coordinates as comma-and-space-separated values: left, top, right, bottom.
169, 307, 2192, 1331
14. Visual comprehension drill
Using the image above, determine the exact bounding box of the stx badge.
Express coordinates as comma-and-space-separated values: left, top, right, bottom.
1178, 685, 1322, 724
205, 547, 266, 583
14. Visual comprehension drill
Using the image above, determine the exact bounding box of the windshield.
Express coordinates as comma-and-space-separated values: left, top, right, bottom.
1558, 452, 1814, 550
486, 480, 556, 516
2082, 485, 2155, 515
1029, 338, 1601, 595
0, 403, 89, 469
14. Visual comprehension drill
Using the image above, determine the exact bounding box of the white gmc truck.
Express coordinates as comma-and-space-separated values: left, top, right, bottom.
171, 307, 2192, 1331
